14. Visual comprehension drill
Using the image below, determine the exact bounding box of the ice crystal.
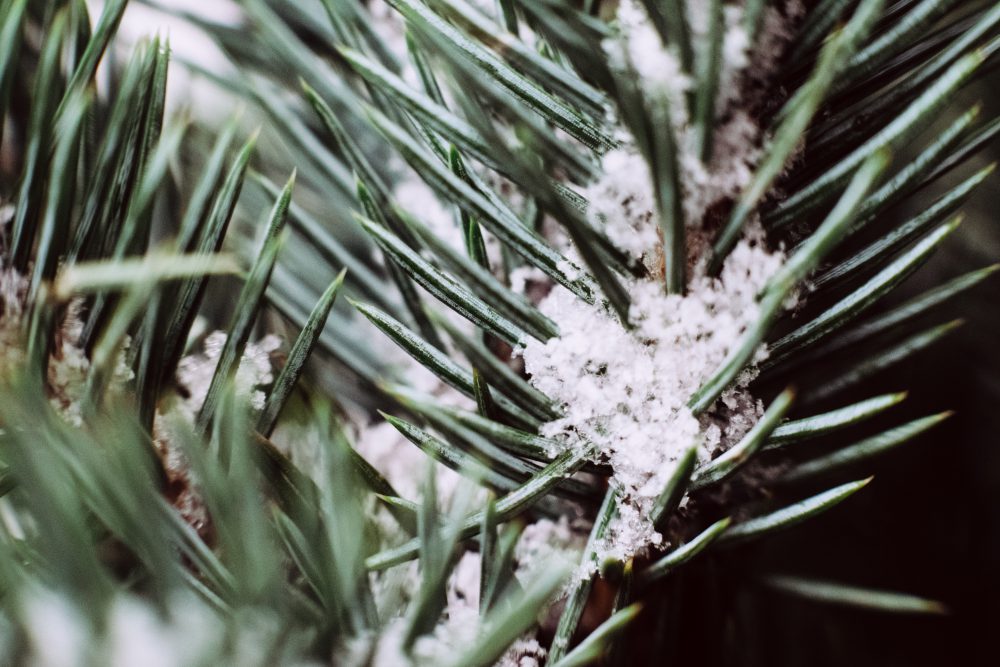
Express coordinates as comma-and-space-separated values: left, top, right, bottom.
586, 145, 662, 266
494, 639, 547, 667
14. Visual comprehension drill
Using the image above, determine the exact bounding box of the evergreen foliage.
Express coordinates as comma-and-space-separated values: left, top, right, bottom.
0, 0, 996, 664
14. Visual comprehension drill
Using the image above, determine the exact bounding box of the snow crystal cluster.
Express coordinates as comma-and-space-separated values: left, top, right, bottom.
153, 331, 282, 533
524, 0, 803, 558
350, 375, 585, 665
601, 0, 767, 236
0, 263, 133, 425
338, 614, 546, 667
344, 561, 559, 667
340, 425, 584, 665
173, 330, 281, 414
524, 240, 783, 556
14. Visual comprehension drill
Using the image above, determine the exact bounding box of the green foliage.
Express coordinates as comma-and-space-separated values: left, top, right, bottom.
0, 0, 996, 664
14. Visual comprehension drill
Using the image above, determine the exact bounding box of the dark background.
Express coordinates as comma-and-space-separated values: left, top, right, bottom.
692, 66, 1000, 666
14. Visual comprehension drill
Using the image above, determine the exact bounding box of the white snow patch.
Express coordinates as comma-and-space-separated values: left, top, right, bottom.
153, 331, 282, 532
509, 266, 549, 296
344, 563, 544, 667
514, 517, 586, 583
174, 331, 282, 413
21, 590, 88, 667
524, 239, 784, 557
586, 146, 662, 264
0, 264, 132, 425
591, 0, 801, 270
355, 419, 467, 504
